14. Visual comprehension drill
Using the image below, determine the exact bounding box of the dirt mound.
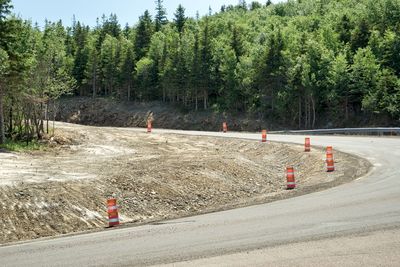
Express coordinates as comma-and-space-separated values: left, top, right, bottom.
0, 123, 369, 244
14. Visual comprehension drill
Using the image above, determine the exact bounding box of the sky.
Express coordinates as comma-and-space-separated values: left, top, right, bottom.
11, 0, 280, 28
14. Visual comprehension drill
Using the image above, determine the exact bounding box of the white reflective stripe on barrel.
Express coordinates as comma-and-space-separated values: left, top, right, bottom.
108, 206, 118, 211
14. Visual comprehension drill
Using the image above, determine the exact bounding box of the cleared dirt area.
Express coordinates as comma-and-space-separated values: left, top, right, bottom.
0, 123, 370, 244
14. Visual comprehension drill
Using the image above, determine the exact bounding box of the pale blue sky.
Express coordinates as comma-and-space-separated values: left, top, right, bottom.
12, 0, 280, 27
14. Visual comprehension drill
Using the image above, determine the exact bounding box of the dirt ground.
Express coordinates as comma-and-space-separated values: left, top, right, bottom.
0, 123, 370, 244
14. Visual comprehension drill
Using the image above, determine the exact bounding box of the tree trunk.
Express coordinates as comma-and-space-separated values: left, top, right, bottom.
46, 101, 49, 134
92, 70, 97, 98
195, 88, 198, 111
39, 103, 44, 134
298, 96, 302, 130
52, 99, 56, 136
9, 98, 13, 137
311, 95, 316, 129
203, 89, 207, 110
305, 97, 309, 129
0, 89, 5, 144
24, 118, 28, 145
32, 108, 40, 140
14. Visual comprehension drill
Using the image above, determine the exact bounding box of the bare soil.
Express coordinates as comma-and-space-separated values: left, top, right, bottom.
0, 123, 370, 244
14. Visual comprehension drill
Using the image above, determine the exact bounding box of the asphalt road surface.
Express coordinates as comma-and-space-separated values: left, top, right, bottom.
1, 128, 399, 266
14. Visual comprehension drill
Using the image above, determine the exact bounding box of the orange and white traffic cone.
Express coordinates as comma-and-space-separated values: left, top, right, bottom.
107, 198, 120, 227
305, 137, 311, 152
262, 130, 267, 143
286, 167, 296, 190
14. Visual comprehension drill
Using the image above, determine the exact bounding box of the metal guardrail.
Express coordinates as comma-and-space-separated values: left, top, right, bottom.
271, 128, 400, 136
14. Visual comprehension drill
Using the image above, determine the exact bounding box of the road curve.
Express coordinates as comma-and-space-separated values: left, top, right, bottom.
1, 127, 400, 266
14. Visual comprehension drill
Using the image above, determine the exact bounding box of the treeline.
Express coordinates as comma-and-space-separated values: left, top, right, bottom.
1, 0, 400, 144
0, 0, 74, 144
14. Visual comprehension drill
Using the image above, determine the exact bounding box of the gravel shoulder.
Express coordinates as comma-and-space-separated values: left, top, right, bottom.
0, 123, 370, 244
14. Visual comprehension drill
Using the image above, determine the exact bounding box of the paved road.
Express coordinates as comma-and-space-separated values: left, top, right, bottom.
1, 128, 400, 266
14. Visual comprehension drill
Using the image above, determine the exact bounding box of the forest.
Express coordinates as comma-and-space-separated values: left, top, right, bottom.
0, 0, 400, 144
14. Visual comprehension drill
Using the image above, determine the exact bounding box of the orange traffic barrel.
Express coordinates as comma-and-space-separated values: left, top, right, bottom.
305, 137, 311, 152
223, 122, 228, 133
262, 130, 267, 143
286, 167, 296, 189
107, 198, 120, 227
326, 147, 335, 172
147, 120, 152, 133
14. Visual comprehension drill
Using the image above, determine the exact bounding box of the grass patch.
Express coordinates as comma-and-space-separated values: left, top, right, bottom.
0, 140, 44, 152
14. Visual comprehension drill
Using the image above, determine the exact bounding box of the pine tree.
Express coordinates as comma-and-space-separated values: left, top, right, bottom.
200, 19, 212, 109
0, 0, 11, 21
351, 18, 370, 51
174, 4, 187, 34
231, 25, 243, 61
72, 21, 89, 94
84, 34, 100, 98
123, 23, 130, 38
118, 37, 135, 100
191, 31, 201, 110
250, 2, 262, 10
238, 0, 247, 10
337, 15, 352, 44
134, 10, 154, 60
100, 34, 119, 96
102, 13, 121, 38
255, 29, 285, 114
155, 0, 168, 32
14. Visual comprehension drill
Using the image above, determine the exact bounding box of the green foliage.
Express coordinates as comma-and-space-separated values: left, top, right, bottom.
100, 34, 119, 95
250, 2, 262, 10
2, 0, 400, 133
174, 4, 186, 34
0, 139, 43, 152
0, 0, 12, 21
0, 47, 8, 75
363, 69, 400, 117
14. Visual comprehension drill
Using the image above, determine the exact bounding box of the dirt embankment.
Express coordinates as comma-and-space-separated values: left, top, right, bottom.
56, 97, 272, 131
56, 97, 400, 132
0, 123, 370, 244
